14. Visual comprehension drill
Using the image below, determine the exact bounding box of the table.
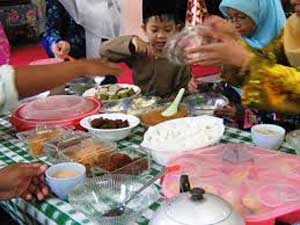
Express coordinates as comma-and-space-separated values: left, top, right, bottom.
0, 114, 296, 225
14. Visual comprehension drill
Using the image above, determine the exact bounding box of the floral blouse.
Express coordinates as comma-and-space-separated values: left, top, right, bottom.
40, 0, 86, 59
223, 33, 300, 131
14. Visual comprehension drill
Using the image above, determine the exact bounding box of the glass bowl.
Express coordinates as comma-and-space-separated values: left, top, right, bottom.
68, 174, 160, 225
184, 93, 229, 116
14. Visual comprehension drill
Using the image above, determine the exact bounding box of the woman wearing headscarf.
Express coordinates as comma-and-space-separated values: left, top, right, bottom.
184, 0, 300, 116
190, 0, 287, 129
219, 0, 286, 49
213, 0, 289, 129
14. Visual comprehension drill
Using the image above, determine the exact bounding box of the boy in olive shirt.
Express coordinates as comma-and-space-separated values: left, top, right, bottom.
100, 0, 190, 98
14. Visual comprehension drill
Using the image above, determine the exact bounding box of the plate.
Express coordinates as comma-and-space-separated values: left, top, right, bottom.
82, 84, 141, 104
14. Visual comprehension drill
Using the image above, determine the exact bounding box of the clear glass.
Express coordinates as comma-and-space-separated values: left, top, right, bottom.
184, 93, 229, 116
68, 174, 160, 225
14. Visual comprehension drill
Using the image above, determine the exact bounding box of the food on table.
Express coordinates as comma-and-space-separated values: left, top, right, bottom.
133, 97, 157, 108
142, 115, 224, 152
195, 95, 205, 105
255, 128, 281, 136
104, 96, 159, 115
63, 140, 145, 173
140, 104, 188, 126
95, 84, 136, 101
90, 117, 129, 129
52, 170, 81, 178
28, 129, 65, 156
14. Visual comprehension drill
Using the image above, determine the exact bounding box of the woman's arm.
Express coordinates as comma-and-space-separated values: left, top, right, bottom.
15, 59, 122, 98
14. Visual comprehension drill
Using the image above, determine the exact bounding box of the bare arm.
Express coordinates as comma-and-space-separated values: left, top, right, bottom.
15, 59, 122, 98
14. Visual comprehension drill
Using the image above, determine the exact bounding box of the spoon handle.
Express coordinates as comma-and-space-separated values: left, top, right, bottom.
124, 168, 166, 205
172, 88, 185, 108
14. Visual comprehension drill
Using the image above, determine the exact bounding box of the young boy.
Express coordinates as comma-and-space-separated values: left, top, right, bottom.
100, 0, 190, 98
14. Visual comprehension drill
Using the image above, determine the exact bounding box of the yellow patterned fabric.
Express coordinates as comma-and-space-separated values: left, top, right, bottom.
241, 32, 300, 114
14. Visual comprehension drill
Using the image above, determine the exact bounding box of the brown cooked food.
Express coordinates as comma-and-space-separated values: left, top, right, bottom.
63, 141, 145, 173
91, 118, 129, 129
140, 105, 189, 126
29, 129, 64, 156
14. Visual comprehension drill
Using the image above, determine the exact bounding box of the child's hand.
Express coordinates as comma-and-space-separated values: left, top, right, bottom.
52, 40, 71, 59
188, 77, 205, 93
214, 105, 237, 119
131, 36, 154, 57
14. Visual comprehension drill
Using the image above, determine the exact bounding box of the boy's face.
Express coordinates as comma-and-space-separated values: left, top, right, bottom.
227, 8, 256, 37
142, 16, 178, 51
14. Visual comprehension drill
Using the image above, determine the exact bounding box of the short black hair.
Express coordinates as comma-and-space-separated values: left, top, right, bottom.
142, 0, 187, 25
143, 14, 181, 25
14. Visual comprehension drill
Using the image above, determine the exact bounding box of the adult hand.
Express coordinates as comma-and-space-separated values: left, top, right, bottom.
0, 163, 48, 201
214, 105, 237, 119
52, 40, 71, 59
79, 59, 123, 76
184, 41, 251, 67
131, 36, 154, 57
184, 16, 250, 68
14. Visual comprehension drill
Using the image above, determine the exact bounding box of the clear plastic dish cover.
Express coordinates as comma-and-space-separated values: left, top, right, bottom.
18, 95, 96, 121
163, 144, 300, 223
164, 25, 216, 65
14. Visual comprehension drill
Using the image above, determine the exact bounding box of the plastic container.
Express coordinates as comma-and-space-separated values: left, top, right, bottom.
11, 95, 101, 131
17, 125, 72, 157
141, 116, 225, 165
45, 132, 151, 175
68, 174, 160, 225
162, 144, 300, 225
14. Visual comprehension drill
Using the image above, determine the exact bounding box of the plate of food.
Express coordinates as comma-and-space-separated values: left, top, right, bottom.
104, 96, 160, 115
82, 84, 141, 103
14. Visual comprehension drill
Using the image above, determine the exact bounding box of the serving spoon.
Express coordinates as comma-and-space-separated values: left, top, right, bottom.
161, 88, 185, 117
103, 169, 165, 217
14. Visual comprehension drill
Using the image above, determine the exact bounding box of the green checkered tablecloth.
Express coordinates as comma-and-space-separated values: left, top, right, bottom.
0, 114, 296, 225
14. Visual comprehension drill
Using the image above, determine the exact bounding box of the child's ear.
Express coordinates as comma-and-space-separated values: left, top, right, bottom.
176, 24, 184, 31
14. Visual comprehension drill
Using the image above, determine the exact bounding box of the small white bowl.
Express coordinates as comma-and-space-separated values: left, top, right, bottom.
80, 113, 140, 141
251, 124, 286, 149
45, 162, 86, 200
